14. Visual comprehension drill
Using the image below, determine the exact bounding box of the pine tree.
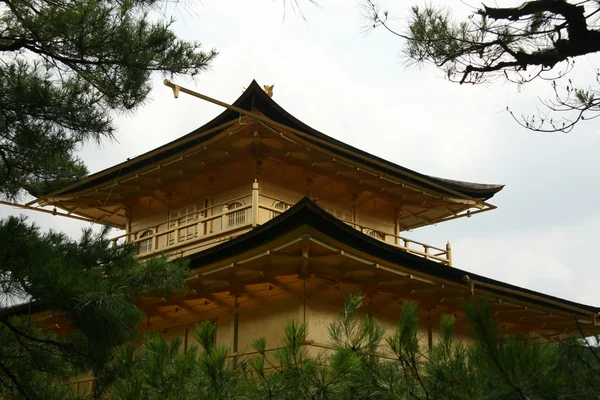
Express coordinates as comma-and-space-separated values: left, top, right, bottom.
362, 0, 600, 133
0, 0, 214, 396
107, 291, 600, 399
0, 218, 189, 399
0, 0, 216, 198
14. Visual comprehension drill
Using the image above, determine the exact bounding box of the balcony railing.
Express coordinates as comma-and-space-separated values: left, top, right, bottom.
111, 182, 452, 266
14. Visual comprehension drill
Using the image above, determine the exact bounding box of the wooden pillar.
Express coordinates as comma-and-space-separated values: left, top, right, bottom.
222, 204, 229, 230
394, 210, 399, 246
125, 206, 132, 244
210, 197, 214, 234
351, 193, 358, 227
184, 327, 189, 352
446, 241, 453, 266
252, 179, 259, 227
303, 281, 307, 325
154, 224, 160, 252
233, 296, 239, 368
203, 198, 209, 235
427, 310, 433, 350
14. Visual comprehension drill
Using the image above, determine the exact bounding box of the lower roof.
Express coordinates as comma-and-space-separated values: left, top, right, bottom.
4, 198, 596, 328
188, 196, 599, 318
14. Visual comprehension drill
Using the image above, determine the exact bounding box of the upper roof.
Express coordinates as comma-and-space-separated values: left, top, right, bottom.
36, 80, 503, 204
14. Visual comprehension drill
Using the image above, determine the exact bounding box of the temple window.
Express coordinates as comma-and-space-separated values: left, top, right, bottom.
228, 201, 245, 227
272, 201, 291, 218
368, 230, 385, 241
138, 229, 153, 254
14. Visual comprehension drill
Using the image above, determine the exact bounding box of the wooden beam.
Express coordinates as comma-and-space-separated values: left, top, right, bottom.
0, 200, 97, 224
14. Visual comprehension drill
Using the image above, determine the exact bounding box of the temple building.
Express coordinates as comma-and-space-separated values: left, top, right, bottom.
27, 80, 600, 391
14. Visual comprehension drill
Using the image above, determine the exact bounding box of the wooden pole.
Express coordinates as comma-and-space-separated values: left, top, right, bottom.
233, 296, 239, 368
252, 179, 259, 227
222, 204, 229, 231
427, 310, 433, 350
394, 211, 399, 246
446, 241, 453, 266
0, 200, 95, 224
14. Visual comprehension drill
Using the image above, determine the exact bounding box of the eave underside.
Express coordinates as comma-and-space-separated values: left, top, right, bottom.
34, 81, 503, 228
8, 198, 598, 342
38, 113, 497, 230
133, 198, 599, 340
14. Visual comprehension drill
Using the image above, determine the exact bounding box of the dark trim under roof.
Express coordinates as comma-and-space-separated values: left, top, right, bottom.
187, 197, 599, 317
47, 80, 503, 200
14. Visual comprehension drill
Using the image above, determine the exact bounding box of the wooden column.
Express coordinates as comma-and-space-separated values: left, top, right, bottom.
184, 327, 189, 352
203, 198, 209, 235
154, 224, 160, 252
446, 242, 453, 266
125, 206, 132, 244
233, 296, 239, 368
222, 204, 229, 230
393, 210, 399, 246
303, 281, 307, 325
351, 193, 358, 226
252, 179, 259, 227
427, 310, 433, 350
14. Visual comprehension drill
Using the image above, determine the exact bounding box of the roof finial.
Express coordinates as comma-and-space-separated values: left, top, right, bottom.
263, 84, 274, 98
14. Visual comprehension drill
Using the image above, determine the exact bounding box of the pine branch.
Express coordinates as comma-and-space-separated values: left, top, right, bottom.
0, 37, 27, 52
0, 359, 32, 400
0, 316, 88, 359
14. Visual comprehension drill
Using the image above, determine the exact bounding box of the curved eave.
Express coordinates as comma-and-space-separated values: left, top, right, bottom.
188, 197, 598, 317
36, 80, 503, 202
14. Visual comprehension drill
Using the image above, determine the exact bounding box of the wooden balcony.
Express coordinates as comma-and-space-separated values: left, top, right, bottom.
112, 182, 453, 266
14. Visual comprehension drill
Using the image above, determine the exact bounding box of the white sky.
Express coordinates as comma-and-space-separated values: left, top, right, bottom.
3, 0, 600, 306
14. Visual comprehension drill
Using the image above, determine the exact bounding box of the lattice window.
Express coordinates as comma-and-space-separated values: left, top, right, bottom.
368, 230, 385, 241
228, 201, 245, 227
272, 201, 291, 218
324, 206, 353, 222
138, 230, 153, 254
168, 205, 199, 246
178, 205, 199, 242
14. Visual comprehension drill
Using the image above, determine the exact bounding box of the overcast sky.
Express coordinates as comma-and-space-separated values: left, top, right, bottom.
3, 0, 599, 306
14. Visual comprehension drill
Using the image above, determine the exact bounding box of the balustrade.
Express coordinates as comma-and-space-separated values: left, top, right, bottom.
111, 184, 452, 266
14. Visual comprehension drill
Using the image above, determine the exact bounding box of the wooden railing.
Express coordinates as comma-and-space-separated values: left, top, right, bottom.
66, 339, 402, 393
66, 377, 94, 397
112, 182, 452, 265
344, 220, 452, 265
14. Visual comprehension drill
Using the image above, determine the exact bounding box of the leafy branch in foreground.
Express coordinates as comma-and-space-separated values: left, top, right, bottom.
109, 291, 600, 399
0, 0, 217, 199
0, 216, 189, 399
362, 0, 600, 133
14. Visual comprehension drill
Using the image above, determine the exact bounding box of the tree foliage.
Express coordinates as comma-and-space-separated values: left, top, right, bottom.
0, 0, 208, 395
0, 0, 217, 198
363, 0, 600, 133
0, 0, 214, 397
0, 218, 189, 399
109, 291, 600, 399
